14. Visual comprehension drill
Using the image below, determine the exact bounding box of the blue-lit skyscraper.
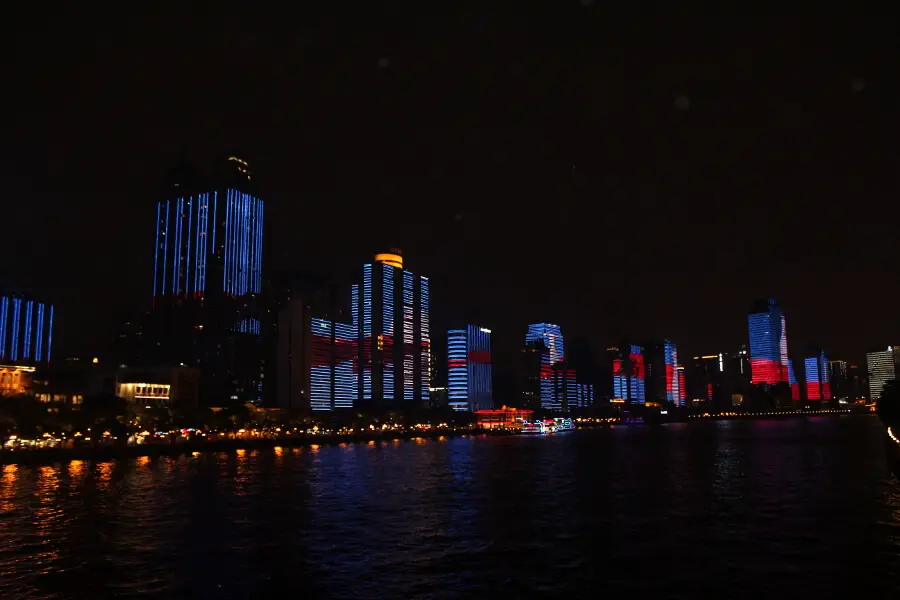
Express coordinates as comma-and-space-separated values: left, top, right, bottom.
354, 250, 430, 410
525, 323, 564, 410
447, 325, 493, 412
748, 298, 790, 385
610, 343, 646, 404
804, 350, 831, 402
148, 155, 266, 406
0, 294, 53, 365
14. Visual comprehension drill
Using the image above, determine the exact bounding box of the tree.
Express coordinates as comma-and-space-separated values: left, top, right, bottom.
877, 380, 900, 427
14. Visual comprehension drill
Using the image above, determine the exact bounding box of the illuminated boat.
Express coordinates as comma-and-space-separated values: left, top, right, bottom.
520, 417, 575, 434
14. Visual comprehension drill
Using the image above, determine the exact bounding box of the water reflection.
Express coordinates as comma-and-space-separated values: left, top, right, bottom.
0, 417, 897, 598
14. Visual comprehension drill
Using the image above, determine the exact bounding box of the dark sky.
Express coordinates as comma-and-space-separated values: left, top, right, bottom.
5, 4, 898, 371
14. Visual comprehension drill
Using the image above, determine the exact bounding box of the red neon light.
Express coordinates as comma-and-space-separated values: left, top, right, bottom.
678, 372, 686, 400
707, 383, 713, 401
791, 383, 800, 401
822, 382, 832, 400
751, 358, 786, 384
448, 359, 466, 369
665, 364, 675, 394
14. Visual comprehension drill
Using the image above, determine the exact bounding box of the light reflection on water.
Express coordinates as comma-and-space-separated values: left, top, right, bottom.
0, 416, 898, 599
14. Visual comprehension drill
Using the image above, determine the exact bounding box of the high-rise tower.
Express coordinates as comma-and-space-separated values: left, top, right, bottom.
747, 298, 789, 385
447, 325, 493, 412
353, 250, 431, 411
525, 323, 564, 410
148, 154, 265, 406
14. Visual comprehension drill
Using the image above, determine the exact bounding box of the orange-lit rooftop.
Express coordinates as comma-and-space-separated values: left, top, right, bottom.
375, 250, 403, 269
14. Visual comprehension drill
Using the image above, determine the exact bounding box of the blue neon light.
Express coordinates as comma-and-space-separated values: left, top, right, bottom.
185, 197, 193, 296
162, 200, 169, 295
35, 303, 44, 361
447, 329, 468, 411
363, 264, 373, 400
382, 263, 394, 401
0, 296, 7, 358
47, 306, 53, 362
11, 299, 21, 361
23, 300, 32, 359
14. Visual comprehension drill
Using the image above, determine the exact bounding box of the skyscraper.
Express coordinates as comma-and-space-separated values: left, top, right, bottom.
0, 294, 53, 365
747, 298, 789, 385
525, 323, 564, 410
788, 360, 800, 401
829, 360, 849, 400
149, 155, 265, 406
610, 343, 646, 404
866, 347, 900, 401
804, 350, 831, 402
447, 325, 493, 412
353, 250, 431, 411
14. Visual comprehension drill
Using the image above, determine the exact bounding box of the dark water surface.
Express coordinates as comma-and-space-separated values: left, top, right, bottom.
1, 415, 899, 599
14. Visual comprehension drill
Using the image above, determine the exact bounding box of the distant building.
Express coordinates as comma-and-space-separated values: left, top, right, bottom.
866, 346, 900, 400
0, 293, 54, 366
147, 155, 265, 407
116, 366, 200, 409
447, 325, 493, 412
804, 350, 831, 402
610, 343, 646, 404
645, 340, 682, 406
355, 250, 431, 411
521, 339, 545, 410
525, 323, 565, 410
747, 298, 790, 385
829, 360, 849, 400
788, 360, 800, 401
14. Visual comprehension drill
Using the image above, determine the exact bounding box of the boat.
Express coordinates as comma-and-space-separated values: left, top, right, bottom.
521, 417, 575, 434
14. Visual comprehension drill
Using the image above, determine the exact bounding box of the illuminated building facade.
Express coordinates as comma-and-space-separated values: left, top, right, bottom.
354, 251, 430, 410
308, 318, 359, 412
747, 298, 789, 385
866, 346, 900, 401
525, 323, 565, 410
0, 294, 54, 366
677, 366, 686, 404
804, 350, 831, 402
788, 360, 800, 401
610, 343, 646, 404
148, 156, 266, 406
447, 325, 493, 412
829, 360, 849, 400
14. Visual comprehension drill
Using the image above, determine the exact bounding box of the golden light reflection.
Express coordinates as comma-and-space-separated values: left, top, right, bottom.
1, 465, 18, 513
137, 456, 150, 468
309, 444, 320, 453
95, 462, 113, 490
368, 440, 376, 448
68, 460, 85, 479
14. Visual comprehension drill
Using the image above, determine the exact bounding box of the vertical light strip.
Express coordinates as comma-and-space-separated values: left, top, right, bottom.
419, 276, 430, 401
153, 202, 161, 298
47, 306, 54, 363
24, 300, 33, 359
162, 200, 169, 296
11, 298, 21, 361
186, 197, 193, 297
35, 303, 44, 362
211, 191, 218, 257
363, 264, 373, 400
0, 296, 7, 358
224, 190, 231, 294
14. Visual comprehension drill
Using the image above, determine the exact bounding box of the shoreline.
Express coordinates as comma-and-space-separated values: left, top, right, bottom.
0, 411, 867, 466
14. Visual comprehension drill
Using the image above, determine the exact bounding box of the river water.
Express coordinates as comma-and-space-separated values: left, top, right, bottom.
1, 415, 898, 599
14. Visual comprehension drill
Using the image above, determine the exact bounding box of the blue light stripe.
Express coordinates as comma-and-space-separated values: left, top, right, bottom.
162, 200, 169, 295
11, 298, 21, 361
23, 300, 33, 359
47, 306, 54, 362
0, 296, 7, 358
224, 190, 231, 293
186, 197, 193, 296
35, 303, 44, 361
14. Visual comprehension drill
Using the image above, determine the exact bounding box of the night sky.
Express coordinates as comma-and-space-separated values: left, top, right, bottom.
5, 5, 897, 374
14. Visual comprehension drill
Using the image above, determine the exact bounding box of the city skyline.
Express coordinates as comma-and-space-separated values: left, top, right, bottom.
5, 5, 896, 374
